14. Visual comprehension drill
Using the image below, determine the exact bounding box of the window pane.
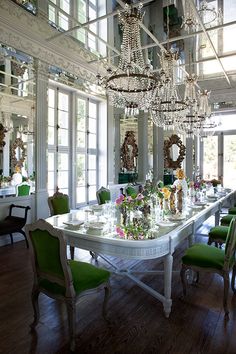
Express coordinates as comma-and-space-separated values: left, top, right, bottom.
58, 153, 68, 170
77, 114, 85, 131
58, 92, 69, 111
89, 118, 96, 133
58, 128, 68, 146
223, 135, 236, 189
77, 154, 85, 185
48, 126, 55, 145
48, 107, 55, 126
89, 185, 96, 201
88, 154, 96, 169
49, 5, 56, 23
88, 170, 96, 185
77, 187, 86, 203
48, 171, 54, 190
89, 102, 96, 118
58, 12, 69, 30
88, 33, 96, 50
58, 111, 68, 129
88, 133, 96, 149
76, 29, 86, 44
48, 153, 54, 170
48, 88, 55, 108
58, 171, 69, 188
77, 98, 86, 117
203, 136, 218, 180
77, 131, 85, 147
60, 0, 70, 14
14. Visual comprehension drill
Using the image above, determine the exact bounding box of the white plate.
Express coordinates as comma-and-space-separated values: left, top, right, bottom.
63, 220, 84, 230
168, 215, 185, 221
86, 221, 106, 230
188, 204, 203, 209
194, 202, 207, 206
157, 220, 177, 227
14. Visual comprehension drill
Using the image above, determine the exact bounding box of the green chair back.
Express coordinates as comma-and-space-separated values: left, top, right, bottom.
16, 183, 30, 196
224, 217, 236, 270
96, 187, 111, 205
48, 190, 70, 216
126, 185, 137, 198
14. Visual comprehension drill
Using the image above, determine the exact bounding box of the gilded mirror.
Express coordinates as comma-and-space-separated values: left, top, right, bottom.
11, 137, 26, 168
164, 134, 186, 169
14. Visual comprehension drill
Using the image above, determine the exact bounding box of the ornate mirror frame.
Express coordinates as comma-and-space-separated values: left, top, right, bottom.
0, 123, 6, 151
121, 131, 138, 171
163, 134, 186, 169
11, 137, 26, 168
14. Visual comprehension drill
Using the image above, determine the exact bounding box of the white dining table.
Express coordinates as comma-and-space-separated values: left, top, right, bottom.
46, 189, 235, 318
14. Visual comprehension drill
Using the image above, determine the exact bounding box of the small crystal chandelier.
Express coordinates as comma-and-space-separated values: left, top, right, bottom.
150, 49, 187, 129
97, 4, 159, 116
182, 0, 222, 32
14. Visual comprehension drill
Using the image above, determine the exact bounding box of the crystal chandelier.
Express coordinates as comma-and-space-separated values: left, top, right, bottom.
150, 49, 187, 130
182, 0, 222, 32
97, 4, 159, 116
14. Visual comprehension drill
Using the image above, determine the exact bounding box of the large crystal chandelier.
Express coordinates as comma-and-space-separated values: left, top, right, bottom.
150, 49, 187, 129
97, 4, 159, 116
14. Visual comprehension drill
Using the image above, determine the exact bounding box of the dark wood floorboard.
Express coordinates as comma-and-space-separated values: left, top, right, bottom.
1, 217, 236, 354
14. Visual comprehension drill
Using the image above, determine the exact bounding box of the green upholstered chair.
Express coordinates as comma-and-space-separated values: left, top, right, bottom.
126, 185, 137, 198
180, 217, 236, 317
96, 187, 111, 205
25, 219, 110, 352
221, 214, 235, 226
0, 204, 31, 247
48, 189, 70, 216
228, 207, 236, 215
16, 182, 31, 196
208, 225, 229, 248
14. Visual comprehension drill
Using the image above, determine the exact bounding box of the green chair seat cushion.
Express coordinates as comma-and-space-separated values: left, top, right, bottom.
51, 196, 70, 215
221, 214, 235, 226
126, 186, 137, 198
182, 243, 225, 270
69, 260, 110, 294
39, 261, 110, 296
209, 226, 229, 241
228, 207, 236, 215
99, 190, 111, 205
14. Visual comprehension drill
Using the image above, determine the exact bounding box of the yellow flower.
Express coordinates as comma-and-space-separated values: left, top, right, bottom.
163, 190, 171, 200
176, 168, 185, 180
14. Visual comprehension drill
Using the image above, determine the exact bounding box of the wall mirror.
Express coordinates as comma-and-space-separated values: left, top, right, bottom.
11, 137, 26, 169
164, 134, 186, 169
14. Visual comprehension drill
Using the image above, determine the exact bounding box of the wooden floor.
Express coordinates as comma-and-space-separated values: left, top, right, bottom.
1, 217, 236, 354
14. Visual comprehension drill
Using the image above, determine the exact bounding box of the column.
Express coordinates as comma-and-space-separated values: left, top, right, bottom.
153, 125, 164, 183
199, 138, 204, 179
185, 137, 193, 180
218, 133, 223, 184
34, 59, 49, 219
138, 112, 149, 182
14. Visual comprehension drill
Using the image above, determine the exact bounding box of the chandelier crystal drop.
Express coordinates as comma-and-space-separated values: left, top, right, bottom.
96, 4, 159, 116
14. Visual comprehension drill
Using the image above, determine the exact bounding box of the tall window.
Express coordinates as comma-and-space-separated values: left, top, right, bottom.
47, 87, 70, 196
76, 98, 98, 205
223, 135, 236, 188
47, 86, 100, 206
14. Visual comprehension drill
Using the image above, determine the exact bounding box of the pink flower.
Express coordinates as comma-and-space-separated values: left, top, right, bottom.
116, 226, 125, 238
137, 193, 144, 200
127, 196, 132, 202
115, 194, 125, 205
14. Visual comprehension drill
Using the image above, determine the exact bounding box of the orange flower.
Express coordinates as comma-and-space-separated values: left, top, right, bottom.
176, 168, 185, 180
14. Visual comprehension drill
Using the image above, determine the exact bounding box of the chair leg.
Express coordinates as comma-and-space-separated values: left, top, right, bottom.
231, 264, 236, 293
207, 237, 213, 246
223, 273, 229, 317
70, 246, 75, 260
19, 230, 29, 248
31, 287, 40, 329
10, 233, 13, 245
66, 298, 76, 352
102, 284, 110, 320
180, 265, 187, 296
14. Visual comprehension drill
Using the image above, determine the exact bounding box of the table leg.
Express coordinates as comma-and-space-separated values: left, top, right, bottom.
163, 253, 173, 318
215, 209, 220, 226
